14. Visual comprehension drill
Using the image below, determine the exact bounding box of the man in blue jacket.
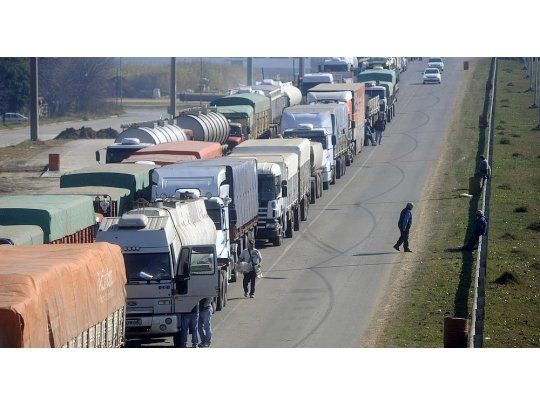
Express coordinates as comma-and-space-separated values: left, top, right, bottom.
462, 210, 488, 251
394, 202, 414, 252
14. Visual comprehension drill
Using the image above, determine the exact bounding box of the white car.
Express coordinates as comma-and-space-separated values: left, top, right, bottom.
2, 113, 28, 123
427, 57, 444, 72
423, 68, 442, 84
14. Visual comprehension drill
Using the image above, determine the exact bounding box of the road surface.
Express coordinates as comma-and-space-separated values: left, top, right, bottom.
0, 107, 167, 148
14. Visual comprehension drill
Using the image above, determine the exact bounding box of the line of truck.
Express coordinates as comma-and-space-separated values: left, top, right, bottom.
0, 57, 406, 347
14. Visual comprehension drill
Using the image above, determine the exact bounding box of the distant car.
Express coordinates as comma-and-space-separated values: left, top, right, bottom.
423, 68, 442, 84
2, 113, 28, 123
427, 57, 444, 72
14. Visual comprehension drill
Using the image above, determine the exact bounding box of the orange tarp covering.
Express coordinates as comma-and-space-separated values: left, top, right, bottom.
128, 140, 222, 160
122, 153, 196, 166
0, 243, 126, 348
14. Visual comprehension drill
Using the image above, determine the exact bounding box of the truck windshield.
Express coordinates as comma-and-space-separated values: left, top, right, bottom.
258, 174, 278, 202
123, 253, 172, 282
106, 148, 140, 163
206, 208, 223, 230
324, 64, 348, 72
367, 89, 386, 100
283, 131, 327, 148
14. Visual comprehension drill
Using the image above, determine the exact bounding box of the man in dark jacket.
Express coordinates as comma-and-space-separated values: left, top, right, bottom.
373, 115, 386, 145
462, 210, 488, 251
393, 202, 414, 252
364, 120, 376, 146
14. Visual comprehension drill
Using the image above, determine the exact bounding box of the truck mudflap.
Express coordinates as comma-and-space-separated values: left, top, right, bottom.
255, 226, 281, 239
125, 314, 180, 338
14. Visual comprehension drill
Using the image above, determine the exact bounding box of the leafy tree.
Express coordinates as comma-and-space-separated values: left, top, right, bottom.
0, 58, 30, 114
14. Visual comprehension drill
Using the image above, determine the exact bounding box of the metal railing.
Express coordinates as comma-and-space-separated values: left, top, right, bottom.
469, 58, 498, 348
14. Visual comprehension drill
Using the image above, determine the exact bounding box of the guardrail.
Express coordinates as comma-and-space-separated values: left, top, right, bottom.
469, 58, 498, 348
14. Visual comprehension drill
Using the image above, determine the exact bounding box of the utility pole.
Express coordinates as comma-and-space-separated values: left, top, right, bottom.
170, 57, 176, 119
299, 57, 305, 83
532, 57, 538, 108
119, 57, 123, 106
536, 57, 540, 129
29, 57, 39, 141
247, 57, 253, 86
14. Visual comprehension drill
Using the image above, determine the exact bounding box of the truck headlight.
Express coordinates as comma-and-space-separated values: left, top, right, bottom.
165, 317, 173, 325
270, 201, 276, 209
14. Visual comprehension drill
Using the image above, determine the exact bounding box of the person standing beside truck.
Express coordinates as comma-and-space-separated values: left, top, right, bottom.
364, 120, 376, 146
179, 303, 199, 348
198, 297, 213, 347
461, 210, 488, 251
239, 239, 262, 298
393, 202, 414, 252
373, 115, 386, 145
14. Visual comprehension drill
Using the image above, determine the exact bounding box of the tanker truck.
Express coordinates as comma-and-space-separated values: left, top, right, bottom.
96, 198, 220, 346
96, 120, 189, 164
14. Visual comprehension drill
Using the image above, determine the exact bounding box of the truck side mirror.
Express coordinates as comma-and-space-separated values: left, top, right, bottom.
95, 150, 101, 163
282, 185, 288, 198
332, 135, 337, 146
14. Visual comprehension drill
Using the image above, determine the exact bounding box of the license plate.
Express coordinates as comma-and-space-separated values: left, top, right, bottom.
127, 318, 142, 327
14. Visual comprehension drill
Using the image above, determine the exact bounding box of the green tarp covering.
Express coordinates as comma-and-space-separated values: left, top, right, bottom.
211, 93, 270, 114
54, 186, 132, 216
215, 105, 253, 118
0, 225, 44, 245
0, 195, 96, 243
60, 163, 156, 202
357, 69, 397, 85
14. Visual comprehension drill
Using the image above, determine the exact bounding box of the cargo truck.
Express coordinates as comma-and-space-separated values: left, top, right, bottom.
0, 225, 44, 245
307, 82, 366, 155
60, 163, 156, 204
299, 73, 334, 97
96, 121, 189, 164
211, 93, 272, 139
233, 138, 311, 225
53, 186, 132, 217
357, 69, 399, 122
151, 157, 258, 304
320, 57, 358, 83
229, 151, 300, 246
280, 103, 350, 189
96, 198, 220, 346
0, 243, 127, 348
0, 195, 97, 244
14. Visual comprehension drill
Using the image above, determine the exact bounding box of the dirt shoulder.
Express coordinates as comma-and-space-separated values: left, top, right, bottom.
361, 58, 490, 347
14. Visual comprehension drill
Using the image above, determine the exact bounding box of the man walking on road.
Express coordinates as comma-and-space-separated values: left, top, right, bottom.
461, 210, 488, 251
239, 239, 262, 298
198, 297, 213, 347
475, 155, 492, 188
373, 115, 386, 145
394, 202, 414, 252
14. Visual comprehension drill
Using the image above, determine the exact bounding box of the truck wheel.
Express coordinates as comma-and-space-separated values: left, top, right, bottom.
336, 159, 342, 179
286, 216, 293, 238
330, 166, 336, 185
342, 157, 347, 175
173, 333, 184, 348
216, 278, 224, 311
301, 199, 308, 221
318, 176, 323, 196
310, 182, 316, 204
293, 207, 300, 231
323, 181, 329, 190
272, 232, 283, 246
231, 267, 237, 283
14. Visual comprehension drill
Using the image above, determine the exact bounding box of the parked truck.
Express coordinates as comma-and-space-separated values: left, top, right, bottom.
0, 195, 97, 243
0, 225, 44, 246
280, 103, 350, 189
307, 82, 366, 155
151, 157, 259, 306
211, 93, 272, 139
299, 73, 333, 97
97, 121, 189, 164
229, 150, 300, 246
320, 57, 358, 83
54, 186, 132, 217
96, 198, 220, 345
357, 69, 399, 122
0, 243, 127, 347
233, 138, 311, 225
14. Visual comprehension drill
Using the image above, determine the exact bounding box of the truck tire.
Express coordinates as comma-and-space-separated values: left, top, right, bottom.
323, 181, 329, 190
318, 175, 323, 196
293, 207, 300, 231
301, 199, 309, 221
286, 215, 293, 238
343, 156, 347, 175
173, 333, 184, 348
231, 266, 237, 283
310, 181, 316, 204
330, 166, 336, 185
336, 158, 342, 179
272, 232, 283, 246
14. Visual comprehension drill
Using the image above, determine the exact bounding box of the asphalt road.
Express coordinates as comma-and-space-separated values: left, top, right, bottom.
0, 107, 167, 148
207, 58, 466, 348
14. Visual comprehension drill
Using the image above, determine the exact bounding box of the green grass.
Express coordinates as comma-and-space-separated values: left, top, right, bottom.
483, 58, 540, 347
381, 58, 492, 347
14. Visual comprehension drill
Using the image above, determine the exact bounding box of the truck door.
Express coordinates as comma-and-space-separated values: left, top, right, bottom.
176, 245, 219, 298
